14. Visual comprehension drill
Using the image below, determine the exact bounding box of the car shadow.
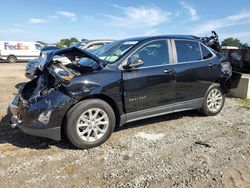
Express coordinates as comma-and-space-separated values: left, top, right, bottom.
0, 108, 202, 150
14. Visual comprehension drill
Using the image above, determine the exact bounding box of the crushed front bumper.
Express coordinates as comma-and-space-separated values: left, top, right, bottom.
9, 88, 76, 141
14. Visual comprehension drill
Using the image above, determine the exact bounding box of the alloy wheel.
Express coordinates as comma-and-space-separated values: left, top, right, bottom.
76, 108, 109, 142
207, 88, 223, 113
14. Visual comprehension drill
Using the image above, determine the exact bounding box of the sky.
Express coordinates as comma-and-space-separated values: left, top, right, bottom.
0, 0, 250, 44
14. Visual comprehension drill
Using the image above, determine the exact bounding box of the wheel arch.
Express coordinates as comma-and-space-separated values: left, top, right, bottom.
7, 54, 17, 59
81, 94, 121, 126
200, 82, 225, 116
62, 93, 121, 136
7, 54, 17, 63
214, 79, 230, 94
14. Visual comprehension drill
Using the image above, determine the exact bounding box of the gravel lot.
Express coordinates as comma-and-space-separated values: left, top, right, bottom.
0, 63, 250, 188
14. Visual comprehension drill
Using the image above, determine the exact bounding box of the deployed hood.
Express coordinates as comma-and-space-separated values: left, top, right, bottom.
38, 46, 105, 71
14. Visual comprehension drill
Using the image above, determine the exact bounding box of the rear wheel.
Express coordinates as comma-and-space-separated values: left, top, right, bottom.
200, 84, 225, 116
7, 55, 17, 63
66, 99, 115, 149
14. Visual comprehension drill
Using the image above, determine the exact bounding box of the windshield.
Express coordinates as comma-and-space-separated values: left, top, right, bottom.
79, 40, 139, 65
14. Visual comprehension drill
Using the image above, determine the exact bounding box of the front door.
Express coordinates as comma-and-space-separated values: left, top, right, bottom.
122, 40, 175, 116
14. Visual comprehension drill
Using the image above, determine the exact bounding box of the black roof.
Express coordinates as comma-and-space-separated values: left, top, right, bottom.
122, 35, 199, 42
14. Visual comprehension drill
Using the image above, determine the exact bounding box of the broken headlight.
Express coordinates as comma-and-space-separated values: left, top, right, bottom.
49, 64, 74, 83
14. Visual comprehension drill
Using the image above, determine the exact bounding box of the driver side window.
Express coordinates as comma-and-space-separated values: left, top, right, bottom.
130, 40, 169, 68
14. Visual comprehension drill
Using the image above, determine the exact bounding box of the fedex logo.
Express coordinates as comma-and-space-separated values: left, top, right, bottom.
4, 42, 29, 50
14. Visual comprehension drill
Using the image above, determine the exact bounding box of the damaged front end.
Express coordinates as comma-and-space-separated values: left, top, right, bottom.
9, 47, 104, 140
9, 78, 76, 140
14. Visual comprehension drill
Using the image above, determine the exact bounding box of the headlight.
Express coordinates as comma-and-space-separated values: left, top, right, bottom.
49, 65, 74, 83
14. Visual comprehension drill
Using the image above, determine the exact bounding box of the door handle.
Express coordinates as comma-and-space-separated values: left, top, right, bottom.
163, 69, 175, 74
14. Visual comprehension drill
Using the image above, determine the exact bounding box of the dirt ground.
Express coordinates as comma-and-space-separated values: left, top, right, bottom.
0, 63, 250, 188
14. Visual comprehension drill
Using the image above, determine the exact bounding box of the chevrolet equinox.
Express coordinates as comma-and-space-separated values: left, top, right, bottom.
10, 35, 235, 149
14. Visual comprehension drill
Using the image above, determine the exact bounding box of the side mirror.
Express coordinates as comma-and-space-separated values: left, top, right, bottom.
123, 58, 144, 69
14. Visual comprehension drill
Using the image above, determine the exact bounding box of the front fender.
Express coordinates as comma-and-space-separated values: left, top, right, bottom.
65, 79, 102, 100
64, 69, 123, 115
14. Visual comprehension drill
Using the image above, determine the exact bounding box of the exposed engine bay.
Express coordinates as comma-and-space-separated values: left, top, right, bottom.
23, 47, 104, 99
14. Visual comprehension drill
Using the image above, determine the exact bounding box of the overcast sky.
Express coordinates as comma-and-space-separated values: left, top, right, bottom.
0, 0, 250, 44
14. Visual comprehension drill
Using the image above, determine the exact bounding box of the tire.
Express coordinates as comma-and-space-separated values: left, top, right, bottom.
66, 99, 116, 149
7, 55, 17, 63
200, 84, 225, 116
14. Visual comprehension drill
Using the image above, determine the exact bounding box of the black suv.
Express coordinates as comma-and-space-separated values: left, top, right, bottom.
9, 35, 234, 149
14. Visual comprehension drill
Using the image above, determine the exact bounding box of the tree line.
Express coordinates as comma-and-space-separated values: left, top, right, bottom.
38, 37, 249, 48
37, 37, 87, 48
56, 37, 88, 48
221, 37, 248, 48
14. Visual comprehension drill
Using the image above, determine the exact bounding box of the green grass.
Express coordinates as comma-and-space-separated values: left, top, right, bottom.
238, 99, 250, 110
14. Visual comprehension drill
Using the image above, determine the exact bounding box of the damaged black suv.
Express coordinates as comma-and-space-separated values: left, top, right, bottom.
10, 35, 235, 149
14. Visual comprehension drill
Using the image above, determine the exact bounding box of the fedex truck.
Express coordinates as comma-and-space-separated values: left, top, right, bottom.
0, 41, 43, 63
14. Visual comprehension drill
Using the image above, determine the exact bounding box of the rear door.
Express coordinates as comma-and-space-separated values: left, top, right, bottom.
173, 39, 220, 105
122, 39, 175, 117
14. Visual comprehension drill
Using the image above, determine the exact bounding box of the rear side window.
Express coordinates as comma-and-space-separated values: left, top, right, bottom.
175, 40, 201, 62
201, 44, 213, 60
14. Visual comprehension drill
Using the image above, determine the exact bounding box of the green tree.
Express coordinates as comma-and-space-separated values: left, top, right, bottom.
56, 37, 79, 48
221, 37, 242, 47
70, 37, 79, 43
81, 38, 88, 42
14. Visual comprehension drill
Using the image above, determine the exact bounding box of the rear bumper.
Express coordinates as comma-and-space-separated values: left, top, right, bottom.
9, 88, 76, 141
229, 71, 242, 89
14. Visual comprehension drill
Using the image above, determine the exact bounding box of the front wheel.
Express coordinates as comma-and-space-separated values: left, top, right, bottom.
200, 84, 225, 116
66, 99, 116, 149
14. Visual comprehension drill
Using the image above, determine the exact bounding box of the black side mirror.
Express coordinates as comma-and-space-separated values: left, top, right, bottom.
123, 58, 144, 69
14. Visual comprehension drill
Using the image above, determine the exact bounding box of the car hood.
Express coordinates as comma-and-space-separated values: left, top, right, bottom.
38, 46, 105, 71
